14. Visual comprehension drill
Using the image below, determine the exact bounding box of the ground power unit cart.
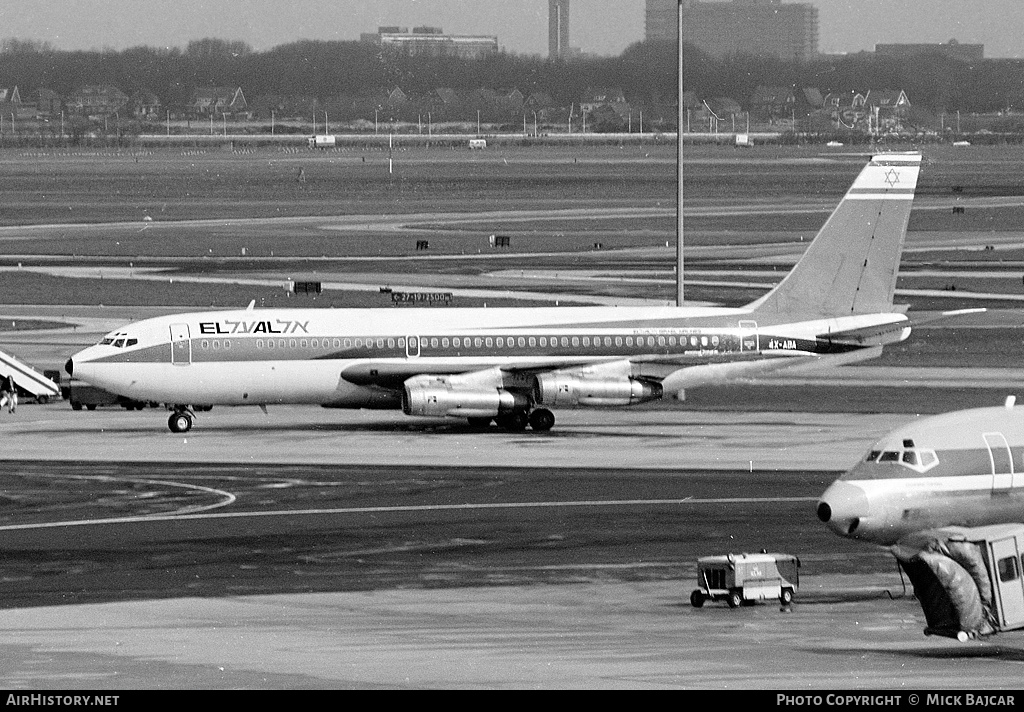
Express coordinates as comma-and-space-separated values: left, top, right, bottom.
691, 552, 800, 608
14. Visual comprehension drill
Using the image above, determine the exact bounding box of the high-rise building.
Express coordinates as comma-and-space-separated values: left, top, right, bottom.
549, 0, 570, 59
645, 0, 818, 61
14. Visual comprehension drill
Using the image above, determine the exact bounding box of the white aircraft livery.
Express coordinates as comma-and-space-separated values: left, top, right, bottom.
817, 399, 1024, 640
818, 399, 1024, 546
68, 152, 922, 434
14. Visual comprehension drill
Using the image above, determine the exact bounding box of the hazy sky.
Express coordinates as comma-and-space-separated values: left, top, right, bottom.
2, 1, 1023, 58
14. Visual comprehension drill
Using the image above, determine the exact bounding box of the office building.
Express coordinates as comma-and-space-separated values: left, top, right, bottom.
645, 0, 818, 60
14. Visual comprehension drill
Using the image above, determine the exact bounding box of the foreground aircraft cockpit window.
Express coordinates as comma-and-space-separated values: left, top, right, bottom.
865, 447, 938, 473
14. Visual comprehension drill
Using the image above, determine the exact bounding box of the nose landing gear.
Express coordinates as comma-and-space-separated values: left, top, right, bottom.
168, 406, 195, 433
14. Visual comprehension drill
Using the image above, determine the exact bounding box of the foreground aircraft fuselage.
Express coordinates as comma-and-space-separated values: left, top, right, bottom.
68, 152, 922, 433
818, 401, 1024, 546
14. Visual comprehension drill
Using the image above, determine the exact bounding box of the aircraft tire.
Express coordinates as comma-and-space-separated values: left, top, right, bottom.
728, 591, 742, 609
497, 411, 528, 432
86, 404, 97, 411
168, 412, 193, 434
690, 590, 705, 608
528, 408, 555, 431
70, 401, 83, 411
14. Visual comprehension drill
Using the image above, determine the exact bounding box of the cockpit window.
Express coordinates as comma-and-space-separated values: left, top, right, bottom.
100, 333, 137, 348
866, 450, 881, 462
878, 451, 900, 462
901, 451, 918, 466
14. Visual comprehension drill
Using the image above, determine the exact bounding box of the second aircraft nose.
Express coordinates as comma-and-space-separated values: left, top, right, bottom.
817, 481, 871, 538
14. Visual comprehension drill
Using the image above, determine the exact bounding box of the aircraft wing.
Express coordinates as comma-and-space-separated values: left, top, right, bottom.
656, 346, 882, 398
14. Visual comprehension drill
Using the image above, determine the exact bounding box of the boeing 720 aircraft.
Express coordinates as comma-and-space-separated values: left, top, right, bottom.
68, 152, 922, 434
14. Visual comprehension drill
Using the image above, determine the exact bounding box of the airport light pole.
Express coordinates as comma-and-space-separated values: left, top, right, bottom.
676, 0, 685, 306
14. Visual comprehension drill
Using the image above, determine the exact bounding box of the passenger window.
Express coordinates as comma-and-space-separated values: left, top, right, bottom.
442, 338, 449, 348
999, 555, 1020, 583
582, 337, 589, 347
561, 337, 568, 347
388, 338, 395, 348
615, 337, 622, 346
712, 336, 720, 346
658, 336, 665, 347
453, 338, 460, 348
429, 338, 438, 348
878, 451, 899, 462
518, 337, 525, 347
398, 338, 405, 348
529, 337, 536, 347
475, 338, 483, 348
377, 339, 385, 349
572, 337, 579, 347
626, 337, 634, 346
485, 338, 493, 347
540, 337, 547, 347
344, 339, 352, 348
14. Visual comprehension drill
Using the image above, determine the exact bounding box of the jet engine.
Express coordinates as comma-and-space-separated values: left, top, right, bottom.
403, 375, 528, 418
533, 373, 662, 407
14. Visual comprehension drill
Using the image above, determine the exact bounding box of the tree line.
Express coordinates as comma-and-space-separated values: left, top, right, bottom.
1, 36, 1023, 114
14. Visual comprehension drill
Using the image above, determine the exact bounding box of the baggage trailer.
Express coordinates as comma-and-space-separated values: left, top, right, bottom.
691, 552, 800, 608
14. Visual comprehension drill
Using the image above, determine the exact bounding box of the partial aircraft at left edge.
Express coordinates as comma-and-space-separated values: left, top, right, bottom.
69, 152, 927, 433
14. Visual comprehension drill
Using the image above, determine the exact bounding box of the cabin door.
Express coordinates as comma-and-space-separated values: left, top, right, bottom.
170, 324, 192, 365
738, 320, 759, 352
984, 432, 1013, 492
405, 335, 421, 358
990, 535, 1024, 630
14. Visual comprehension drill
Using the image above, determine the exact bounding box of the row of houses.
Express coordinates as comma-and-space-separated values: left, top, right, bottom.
0, 83, 913, 132
0, 85, 248, 122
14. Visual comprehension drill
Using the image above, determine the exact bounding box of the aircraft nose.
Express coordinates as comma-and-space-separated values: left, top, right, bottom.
817, 481, 871, 537
64, 358, 74, 377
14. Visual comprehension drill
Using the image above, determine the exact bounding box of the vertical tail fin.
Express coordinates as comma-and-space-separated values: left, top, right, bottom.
747, 152, 921, 318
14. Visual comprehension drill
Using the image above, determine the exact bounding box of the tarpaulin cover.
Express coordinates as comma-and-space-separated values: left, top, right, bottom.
892, 532, 995, 639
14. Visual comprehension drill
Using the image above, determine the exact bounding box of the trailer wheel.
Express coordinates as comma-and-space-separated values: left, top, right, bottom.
71, 401, 83, 411
780, 588, 793, 605
690, 590, 705, 608
86, 404, 97, 411
728, 591, 742, 608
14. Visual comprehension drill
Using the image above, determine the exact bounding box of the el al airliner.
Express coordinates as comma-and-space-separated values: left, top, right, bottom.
68, 152, 923, 434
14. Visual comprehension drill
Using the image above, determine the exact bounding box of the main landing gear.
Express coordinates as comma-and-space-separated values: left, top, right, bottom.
471, 408, 555, 432
168, 406, 195, 433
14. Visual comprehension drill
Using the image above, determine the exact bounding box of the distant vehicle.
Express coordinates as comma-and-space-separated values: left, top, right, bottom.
690, 552, 800, 608
308, 135, 336, 149
734, 133, 752, 148
952, 140, 972, 147
468, 139, 487, 150
826, 140, 844, 147
63, 379, 148, 411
